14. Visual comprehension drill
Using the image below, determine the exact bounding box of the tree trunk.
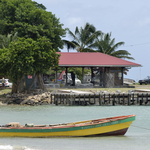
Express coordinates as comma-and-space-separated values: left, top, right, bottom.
11, 83, 18, 93
27, 73, 46, 92
11, 76, 25, 93
11, 73, 46, 93
36, 73, 46, 91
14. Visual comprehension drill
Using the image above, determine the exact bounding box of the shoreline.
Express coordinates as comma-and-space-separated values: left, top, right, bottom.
0, 84, 150, 106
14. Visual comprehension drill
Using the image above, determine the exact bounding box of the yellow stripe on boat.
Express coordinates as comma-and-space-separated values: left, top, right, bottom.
0, 120, 133, 137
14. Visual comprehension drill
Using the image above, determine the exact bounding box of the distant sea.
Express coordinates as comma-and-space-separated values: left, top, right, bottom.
0, 105, 150, 150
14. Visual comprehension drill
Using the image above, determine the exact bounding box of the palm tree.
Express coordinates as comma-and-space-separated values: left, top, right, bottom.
63, 23, 102, 52
92, 33, 134, 60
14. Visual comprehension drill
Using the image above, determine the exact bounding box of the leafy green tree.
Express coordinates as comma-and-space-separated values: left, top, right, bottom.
0, 0, 65, 51
0, 0, 65, 93
93, 33, 134, 59
63, 23, 102, 52
0, 37, 59, 93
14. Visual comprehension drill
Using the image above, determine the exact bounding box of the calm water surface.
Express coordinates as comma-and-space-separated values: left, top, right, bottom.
0, 105, 150, 150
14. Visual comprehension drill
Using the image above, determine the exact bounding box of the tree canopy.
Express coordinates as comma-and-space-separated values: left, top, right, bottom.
0, 0, 65, 51
0, 37, 59, 92
0, 0, 65, 93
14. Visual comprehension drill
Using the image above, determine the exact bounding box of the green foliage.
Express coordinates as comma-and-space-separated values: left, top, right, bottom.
0, 37, 59, 83
0, 0, 65, 92
0, 0, 65, 51
94, 33, 134, 59
63, 23, 102, 52
64, 23, 134, 60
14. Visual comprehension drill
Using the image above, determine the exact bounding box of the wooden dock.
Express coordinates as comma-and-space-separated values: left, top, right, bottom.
50, 92, 150, 106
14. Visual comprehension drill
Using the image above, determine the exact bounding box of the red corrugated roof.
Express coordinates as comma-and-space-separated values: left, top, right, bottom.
57, 52, 141, 67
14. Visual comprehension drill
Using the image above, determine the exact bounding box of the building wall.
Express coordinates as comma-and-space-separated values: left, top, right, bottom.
103, 67, 124, 88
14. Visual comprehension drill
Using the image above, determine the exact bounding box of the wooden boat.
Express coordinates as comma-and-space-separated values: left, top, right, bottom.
0, 115, 135, 137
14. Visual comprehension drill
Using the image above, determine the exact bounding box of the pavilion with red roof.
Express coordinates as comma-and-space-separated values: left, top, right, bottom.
57, 52, 141, 87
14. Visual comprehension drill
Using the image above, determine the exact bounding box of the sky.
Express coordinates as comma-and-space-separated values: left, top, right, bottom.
34, 0, 150, 82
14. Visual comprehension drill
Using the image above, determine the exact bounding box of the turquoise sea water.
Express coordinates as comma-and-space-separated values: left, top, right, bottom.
0, 105, 150, 150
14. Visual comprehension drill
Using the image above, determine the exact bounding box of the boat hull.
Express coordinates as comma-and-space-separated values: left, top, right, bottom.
0, 115, 135, 137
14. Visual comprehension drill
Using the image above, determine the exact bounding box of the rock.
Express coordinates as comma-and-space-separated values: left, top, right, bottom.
25, 99, 35, 105
41, 101, 49, 105
0, 91, 52, 106
0, 101, 6, 105
12, 98, 23, 104
20, 99, 30, 105
6, 94, 12, 98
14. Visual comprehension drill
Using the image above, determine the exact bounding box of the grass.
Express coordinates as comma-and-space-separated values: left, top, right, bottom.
0, 88, 11, 96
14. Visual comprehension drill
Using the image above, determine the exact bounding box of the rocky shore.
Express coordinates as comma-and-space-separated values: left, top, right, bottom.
0, 90, 52, 106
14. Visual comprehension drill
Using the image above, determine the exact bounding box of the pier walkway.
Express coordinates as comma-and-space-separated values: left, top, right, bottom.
50, 92, 150, 106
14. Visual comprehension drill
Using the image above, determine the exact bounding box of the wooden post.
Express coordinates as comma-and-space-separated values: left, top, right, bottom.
145, 93, 148, 105
118, 94, 120, 104
112, 94, 115, 106
65, 67, 68, 86
108, 94, 111, 104
82, 67, 85, 84
93, 94, 96, 105
122, 93, 125, 105
89, 94, 91, 104
104, 94, 106, 104
91, 67, 93, 80
83, 94, 86, 105
99, 93, 102, 106
128, 94, 131, 106
79, 94, 81, 105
